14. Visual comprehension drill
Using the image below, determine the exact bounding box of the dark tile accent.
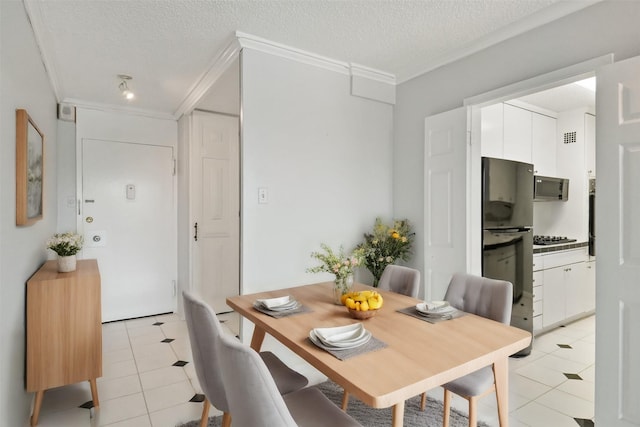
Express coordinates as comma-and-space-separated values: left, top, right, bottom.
173, 360, 189, 367
190, 393, 206, 403
153, 322, 164, 326
161, 338, 175, 343
79, 400, 94, 409
564, 373, 583, 380
557, 344, 572, 349
533, 241, 589, 254
574, 418, 595, 427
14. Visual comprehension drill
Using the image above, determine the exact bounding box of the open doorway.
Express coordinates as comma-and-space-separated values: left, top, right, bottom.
472, 73, 597, 424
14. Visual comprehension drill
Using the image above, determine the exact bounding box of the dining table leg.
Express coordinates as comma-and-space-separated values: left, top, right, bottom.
249, 326, 266, 351
391, 401, 405, 427
493, 357, 509, 426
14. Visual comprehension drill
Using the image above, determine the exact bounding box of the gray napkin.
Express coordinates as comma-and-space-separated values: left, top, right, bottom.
311, 336, 388, 360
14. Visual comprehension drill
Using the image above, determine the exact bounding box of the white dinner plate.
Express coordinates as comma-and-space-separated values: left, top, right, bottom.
256, 295, 292, 309
309, 329, 371, 350
313, 324, 367, 347
253, 297, 301, 312
416, 301, 455, 316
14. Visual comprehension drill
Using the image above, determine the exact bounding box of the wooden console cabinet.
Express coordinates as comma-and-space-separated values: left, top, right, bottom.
26, 259, 102, 426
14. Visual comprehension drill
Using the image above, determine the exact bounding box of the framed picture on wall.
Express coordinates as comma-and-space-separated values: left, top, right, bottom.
16, 109, 44, 226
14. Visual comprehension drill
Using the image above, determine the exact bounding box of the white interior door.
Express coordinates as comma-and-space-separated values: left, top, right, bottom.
595, 55, 640, 426
191, 112, 240, 313
424, 107, 469, 301
81, 139, 176, 322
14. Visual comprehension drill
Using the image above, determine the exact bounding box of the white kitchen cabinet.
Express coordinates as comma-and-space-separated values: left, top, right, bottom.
585, 260, 596, 312
503, 104, 532, 163
532, 270, 544, 333
564, 262, 588, 319
542, 265, 566, 328
539, 248, 590, 329
532, 113, 557, 176
480, 103, 504, 159
585, 113, 596, 178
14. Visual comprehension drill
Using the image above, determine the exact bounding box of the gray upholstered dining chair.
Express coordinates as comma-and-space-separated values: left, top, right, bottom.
419, 273, 513, 427
217, 327, 363, 427
377, 264, 421, 298
182, 291, 308, 427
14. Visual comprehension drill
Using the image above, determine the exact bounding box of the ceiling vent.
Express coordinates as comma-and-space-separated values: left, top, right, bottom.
563, 131, 577, 144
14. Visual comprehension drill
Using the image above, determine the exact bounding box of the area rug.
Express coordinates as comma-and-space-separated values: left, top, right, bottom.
176, 380, 490, 427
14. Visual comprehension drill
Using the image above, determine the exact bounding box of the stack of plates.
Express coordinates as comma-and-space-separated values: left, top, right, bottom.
309, 323, 371, 350
254, 296, 301, 312
415, 300, 456, 319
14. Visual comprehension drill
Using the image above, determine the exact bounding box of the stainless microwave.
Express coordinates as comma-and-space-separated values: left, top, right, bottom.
534, 175, 569, 201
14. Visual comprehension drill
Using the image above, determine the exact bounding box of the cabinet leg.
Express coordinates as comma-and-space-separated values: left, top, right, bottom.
89, 379, 100, 408
31, 390, 44, 426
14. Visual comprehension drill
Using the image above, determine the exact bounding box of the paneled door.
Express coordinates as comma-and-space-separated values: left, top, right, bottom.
191, 112, 240, 313
595, 55, 640, 426
81, 139, 176, 321
424, 107, 469, 300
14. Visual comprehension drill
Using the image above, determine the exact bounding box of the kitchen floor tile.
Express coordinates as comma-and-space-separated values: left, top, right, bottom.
97, 374, 142, 401
93, 393, 148, 426
142, 380, 195, 413
98, 414, 151, 427
148, 402, 207, 427
557, 378, 595, 402
33, 406, 89, 427
509, 373, 552, 401
102, 348, 134, 365
100, 359, 138, 381
139, 366, 190, 391
516, 363, 570, 388
535, 388, 594, 419
512, 401, 580, 427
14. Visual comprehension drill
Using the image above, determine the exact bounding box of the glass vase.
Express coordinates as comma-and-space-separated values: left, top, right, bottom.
333, 273, 354, 305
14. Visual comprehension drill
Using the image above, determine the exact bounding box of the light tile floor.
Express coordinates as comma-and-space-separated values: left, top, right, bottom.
29, 313, 595, 427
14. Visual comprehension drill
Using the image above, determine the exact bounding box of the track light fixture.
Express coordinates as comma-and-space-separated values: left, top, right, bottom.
117, 74, 135, 100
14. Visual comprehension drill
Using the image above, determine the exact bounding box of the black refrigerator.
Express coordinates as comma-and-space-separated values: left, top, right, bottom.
482, 157, 534, 356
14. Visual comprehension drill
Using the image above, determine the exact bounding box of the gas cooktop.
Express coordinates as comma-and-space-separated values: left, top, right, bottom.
533, 235, 577, 245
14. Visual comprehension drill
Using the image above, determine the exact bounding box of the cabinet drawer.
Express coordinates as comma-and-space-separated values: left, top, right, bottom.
533, 315, 543, 332
543, 248, 588, 269
533, 300, 543, 316
533, 285, 543, 302
533, 255, 544, 271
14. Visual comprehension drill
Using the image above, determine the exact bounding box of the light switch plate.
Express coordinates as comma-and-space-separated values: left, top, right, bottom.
258, 187, 268, 204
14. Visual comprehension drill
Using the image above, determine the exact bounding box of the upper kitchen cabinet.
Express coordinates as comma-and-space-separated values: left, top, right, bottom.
503, 103, 532, 163
585, 113, 596, 177
481, 102, 558, 172
532, 113, 557, 176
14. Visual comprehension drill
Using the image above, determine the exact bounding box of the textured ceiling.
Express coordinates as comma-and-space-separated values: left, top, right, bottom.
25, 0, 597, 117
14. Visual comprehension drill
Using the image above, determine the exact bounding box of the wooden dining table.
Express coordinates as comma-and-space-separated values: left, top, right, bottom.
227, 282, 531, 427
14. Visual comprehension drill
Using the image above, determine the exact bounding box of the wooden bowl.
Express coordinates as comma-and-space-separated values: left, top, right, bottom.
347, 307, 378, 319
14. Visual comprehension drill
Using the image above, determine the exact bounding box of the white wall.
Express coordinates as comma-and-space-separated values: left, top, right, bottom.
56, 120, 77, 233
196, 57, 240, 116
394, 0, 640, 300
0, 2, 59, 425
533, 108, 590, 240
240, 48, 394, 295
